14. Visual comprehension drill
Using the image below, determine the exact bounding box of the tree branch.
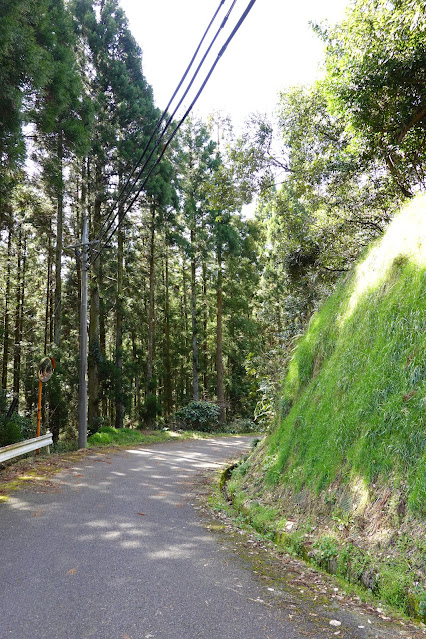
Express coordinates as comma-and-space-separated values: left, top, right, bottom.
320, 266, 349, 273
384, 154, 413, 198
396, 104, 426, 144
268, 156, 295, 173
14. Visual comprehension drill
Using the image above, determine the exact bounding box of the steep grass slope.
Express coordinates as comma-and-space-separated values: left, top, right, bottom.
267, 193, 425, 514
227, 194, 425, 618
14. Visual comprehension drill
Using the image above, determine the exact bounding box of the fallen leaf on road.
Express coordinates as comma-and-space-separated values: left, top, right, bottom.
66, 568, 77, 575
137, 512, 146, 516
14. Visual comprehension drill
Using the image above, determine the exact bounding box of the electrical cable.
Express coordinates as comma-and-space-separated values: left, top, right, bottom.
88, 0, 230, 255
89, 0, 240, 259
90, 0, 257, 266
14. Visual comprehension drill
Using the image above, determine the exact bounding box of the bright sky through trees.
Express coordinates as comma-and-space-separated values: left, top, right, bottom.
119, 0, 350, 123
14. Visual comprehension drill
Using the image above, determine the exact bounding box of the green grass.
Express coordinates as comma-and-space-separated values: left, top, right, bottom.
86, 425, 249, 448
88, 426, 187, 447
264, 195, 426, 515
88, 425, 260, 448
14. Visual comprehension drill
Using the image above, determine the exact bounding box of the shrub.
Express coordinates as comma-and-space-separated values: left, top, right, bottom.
173, 401, 221, 432
0, 417, 21, 447
138, 393, 160, 428
88, 426, 146, 446
223, 418, 258, 433
312, 536, 339, 570
0, 413, 34, 447
379, 566, 412, 613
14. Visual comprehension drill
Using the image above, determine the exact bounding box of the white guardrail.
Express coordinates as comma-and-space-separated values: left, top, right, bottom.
0, 432, 53, 464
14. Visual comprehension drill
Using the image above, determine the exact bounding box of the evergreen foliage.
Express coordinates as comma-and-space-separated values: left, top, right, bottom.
174, 401, 221, 432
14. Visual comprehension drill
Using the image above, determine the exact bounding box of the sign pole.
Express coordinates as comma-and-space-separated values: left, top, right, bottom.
36, 379, 42, 439
36, 357, 55, 454
78, 211, 88, 449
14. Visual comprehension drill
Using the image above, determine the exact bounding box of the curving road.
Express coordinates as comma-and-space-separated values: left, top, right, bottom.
0, 437, 421, 639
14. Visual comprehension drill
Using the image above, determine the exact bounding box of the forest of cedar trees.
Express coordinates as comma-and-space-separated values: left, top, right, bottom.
0, 0, 425, 446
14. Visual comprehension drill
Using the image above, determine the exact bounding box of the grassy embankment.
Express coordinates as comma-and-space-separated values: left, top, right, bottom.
224, 194, 426, 620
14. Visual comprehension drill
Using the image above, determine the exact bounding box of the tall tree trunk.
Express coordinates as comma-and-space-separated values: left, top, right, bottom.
115, 224, 124, 428
44, 229, 52, 355
88, 259, 100, 431
131, 330, 141, 420
147, 202, 155, 384
202, 258, 208, 399
88, 166, 101, 432
146, 201, 156, 425
13, 227, 22, 398
216, 245, 225, 422
2, 226, 12, 390
19, 233, 26, 383
24, 324, 36, 415
49, 266, 54, 346
13, 229, 27, 398
163, 246, 172, 416
178, 256, 187, 404
50, 144, 69, 441
54, 132, 64, 348
99, 279, 107, 418
190, 229, 199, 401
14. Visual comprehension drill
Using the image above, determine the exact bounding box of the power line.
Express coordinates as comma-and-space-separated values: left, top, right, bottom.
89, 0, 233, 258
90, 0, 239, 259
90, 0, 258, 266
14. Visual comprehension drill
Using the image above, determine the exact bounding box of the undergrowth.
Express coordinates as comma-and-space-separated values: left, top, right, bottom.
223, 472, 426, 623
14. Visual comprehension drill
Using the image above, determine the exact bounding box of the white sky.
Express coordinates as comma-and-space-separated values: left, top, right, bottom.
119, 0, 350, 125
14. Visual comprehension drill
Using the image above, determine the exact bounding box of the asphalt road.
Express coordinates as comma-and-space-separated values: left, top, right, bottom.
0, 437, 422, 639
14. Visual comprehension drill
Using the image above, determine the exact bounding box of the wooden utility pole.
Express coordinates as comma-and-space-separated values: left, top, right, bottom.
78, 211, 88, 449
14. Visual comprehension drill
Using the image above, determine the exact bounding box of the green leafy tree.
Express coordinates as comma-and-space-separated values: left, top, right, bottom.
277, 84, 402, 261
316, 0, 426, 195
